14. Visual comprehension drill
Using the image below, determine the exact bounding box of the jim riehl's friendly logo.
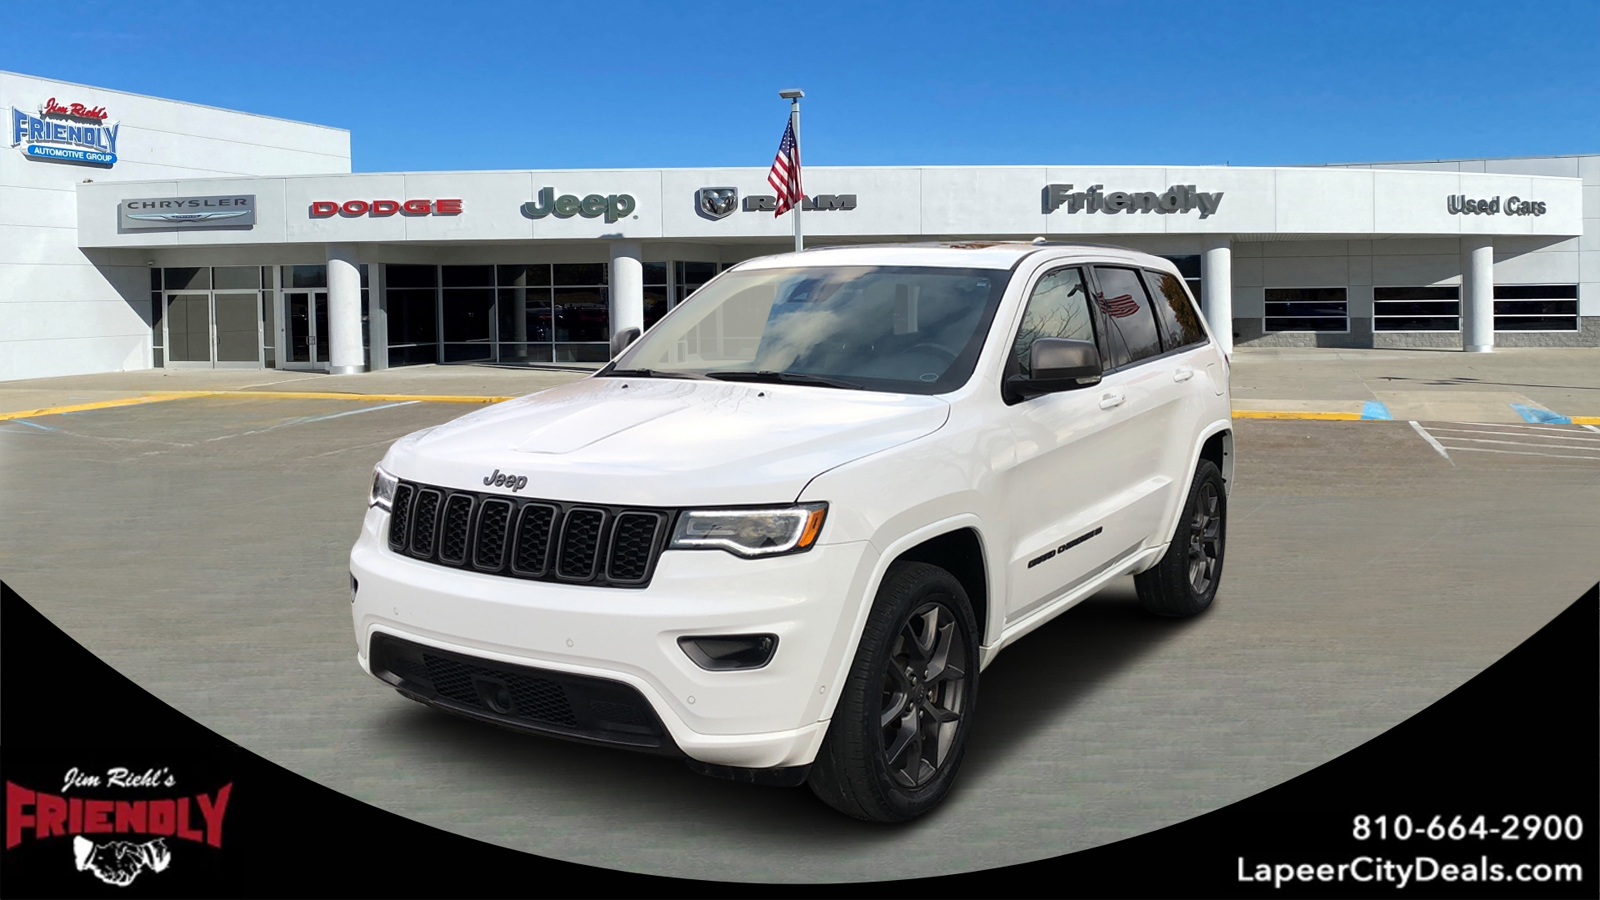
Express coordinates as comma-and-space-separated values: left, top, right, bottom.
6, 767, 231, 888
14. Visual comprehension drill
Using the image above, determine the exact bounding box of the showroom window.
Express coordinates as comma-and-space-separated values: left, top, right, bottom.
1264, 288, 1348, 333
390, 263, 613, 367
155, 266, 269, 368
497, 262, 611, 364
1159, 255, 1202, 308
675, 261, 722, 306
553, 263, 610, 361
644, 262, 669, 329
1374, 286, 1460, 332
1494, 285, 1578, 332
279, 264, 369, 369
442, 265, 495, 362
261, 266, 276, 368
149, 268, 163, 367
496, 264, 553, 364
387, 264, 440, 367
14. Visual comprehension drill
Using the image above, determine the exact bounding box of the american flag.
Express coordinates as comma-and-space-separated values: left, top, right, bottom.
1097, 292, 1141, 319
768, 119, 804, 216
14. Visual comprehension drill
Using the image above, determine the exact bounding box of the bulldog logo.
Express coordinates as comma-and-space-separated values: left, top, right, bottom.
696, 187, 739, 220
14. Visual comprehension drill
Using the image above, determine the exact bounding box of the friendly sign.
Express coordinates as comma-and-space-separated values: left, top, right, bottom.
10, 99, 119, 167
1045, 183, 1224, 219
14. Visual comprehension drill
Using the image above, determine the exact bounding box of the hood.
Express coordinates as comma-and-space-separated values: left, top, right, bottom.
383, 377, 950, 507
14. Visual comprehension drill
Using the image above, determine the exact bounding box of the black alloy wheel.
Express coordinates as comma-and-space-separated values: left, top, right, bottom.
1134, 457, 1226, 618
879, 601, 968, 789
1187, 479, 1222, 596
808, 561, 980, 822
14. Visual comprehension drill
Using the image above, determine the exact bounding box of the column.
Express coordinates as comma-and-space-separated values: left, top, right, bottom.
326, 243, 366, 374
609, 241, 644, 340
1461, 236, 1494, 352
1201, 236, 1233, 354
368, 261, 388, 371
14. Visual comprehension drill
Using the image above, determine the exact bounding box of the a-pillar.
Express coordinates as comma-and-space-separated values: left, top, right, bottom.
1201, 236, 1233, 354
1461, 236, 1494, 352
326, 243, 366, 374
609, 241, 644, 344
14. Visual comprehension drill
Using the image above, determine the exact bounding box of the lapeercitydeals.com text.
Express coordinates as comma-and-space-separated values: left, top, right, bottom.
1238, 855, 1584, 890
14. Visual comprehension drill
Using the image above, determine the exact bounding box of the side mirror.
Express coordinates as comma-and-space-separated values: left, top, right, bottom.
1006, 338, 1102, 400
609, 326, 642, 359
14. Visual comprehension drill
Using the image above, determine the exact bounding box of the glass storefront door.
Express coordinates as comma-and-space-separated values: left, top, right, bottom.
283, 291, 330, 370
163, 291, 262, 368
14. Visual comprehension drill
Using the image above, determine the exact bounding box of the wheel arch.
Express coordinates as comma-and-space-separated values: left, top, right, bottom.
1200, 426, 1234, 497
889, 527, 990, 648
1151, 420, 1233, 550
812, 517, 995, 728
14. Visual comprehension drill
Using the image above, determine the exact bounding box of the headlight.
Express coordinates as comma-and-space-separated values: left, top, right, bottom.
669, 503, 827, 558
369, 465, 398, 510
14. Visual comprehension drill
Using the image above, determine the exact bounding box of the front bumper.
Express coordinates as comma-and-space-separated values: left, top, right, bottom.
350, 506, 873, 769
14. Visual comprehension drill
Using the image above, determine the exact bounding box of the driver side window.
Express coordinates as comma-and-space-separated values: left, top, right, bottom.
1011, 267, 1096, 379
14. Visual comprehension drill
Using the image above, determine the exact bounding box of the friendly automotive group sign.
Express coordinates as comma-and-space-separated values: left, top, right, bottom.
10, 98, 119, 167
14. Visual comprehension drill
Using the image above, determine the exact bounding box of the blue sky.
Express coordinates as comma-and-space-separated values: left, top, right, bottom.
4, 0, 1596, 172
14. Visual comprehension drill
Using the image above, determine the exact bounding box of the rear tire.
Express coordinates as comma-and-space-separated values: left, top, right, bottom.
807, 561, 979, 822
1135, 458, 1226, 618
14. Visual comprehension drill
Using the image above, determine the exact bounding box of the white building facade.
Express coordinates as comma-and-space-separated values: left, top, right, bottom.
1, 71, 350, 381
5, 71, 1595, 381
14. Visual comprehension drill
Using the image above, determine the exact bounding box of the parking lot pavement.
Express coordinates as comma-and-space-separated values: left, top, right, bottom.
1, 359, 1598, 881
1230, 346, 1600, 423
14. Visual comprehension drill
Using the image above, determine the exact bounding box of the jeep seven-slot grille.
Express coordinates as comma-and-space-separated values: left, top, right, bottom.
387, 479, 672, 588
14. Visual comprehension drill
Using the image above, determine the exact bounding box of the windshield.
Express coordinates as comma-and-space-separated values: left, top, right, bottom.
610, 265, 1012, 394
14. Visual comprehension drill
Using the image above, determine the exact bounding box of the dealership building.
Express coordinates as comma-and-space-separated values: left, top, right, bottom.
4, 70, 1597, 382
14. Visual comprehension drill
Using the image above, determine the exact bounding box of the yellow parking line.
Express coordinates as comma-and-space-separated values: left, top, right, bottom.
0, 394, 185, 422
1231, 410, 1364, 420
1572, 416, 1600, 425
158, 390, 515, 404
0, 390, 513, 421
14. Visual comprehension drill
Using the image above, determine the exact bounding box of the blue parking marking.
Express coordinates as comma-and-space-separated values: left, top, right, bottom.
1510, 403, 1572, 425
1360, 401, 1392, 420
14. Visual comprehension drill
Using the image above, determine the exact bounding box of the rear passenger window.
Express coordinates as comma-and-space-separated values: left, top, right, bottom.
1091, 267, 1163, 368
1011, 267, 1096, 379
1142, 270, 1207, 350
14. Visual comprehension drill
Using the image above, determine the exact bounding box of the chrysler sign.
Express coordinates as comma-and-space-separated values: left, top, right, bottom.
120, 196, 256, 229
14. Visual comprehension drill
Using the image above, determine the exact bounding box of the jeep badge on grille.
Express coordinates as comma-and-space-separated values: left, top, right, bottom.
483, 469, 529, 492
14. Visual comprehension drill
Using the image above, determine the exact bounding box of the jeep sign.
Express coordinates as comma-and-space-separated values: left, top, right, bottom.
522, 187, 636, 223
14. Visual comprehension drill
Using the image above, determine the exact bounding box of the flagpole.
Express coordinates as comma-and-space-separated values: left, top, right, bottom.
780, 89, 805, 252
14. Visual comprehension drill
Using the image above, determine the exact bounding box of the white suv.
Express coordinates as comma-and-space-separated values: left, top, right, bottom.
351, 242, 1232, 821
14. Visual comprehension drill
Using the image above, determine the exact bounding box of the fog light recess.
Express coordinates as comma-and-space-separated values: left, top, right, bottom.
678, 635, 778, 671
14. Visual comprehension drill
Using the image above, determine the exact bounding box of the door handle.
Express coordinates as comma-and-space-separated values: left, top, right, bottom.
1173, 367, 1195, 382
1098, 391, 1126, 410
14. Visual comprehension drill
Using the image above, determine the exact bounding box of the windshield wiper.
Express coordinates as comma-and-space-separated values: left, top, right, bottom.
597, 368, 710, 380
704, 370, 865, 390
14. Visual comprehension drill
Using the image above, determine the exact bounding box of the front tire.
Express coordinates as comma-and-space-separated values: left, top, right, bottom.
1135, 458, 1226, 617
807, 562, 979, 822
